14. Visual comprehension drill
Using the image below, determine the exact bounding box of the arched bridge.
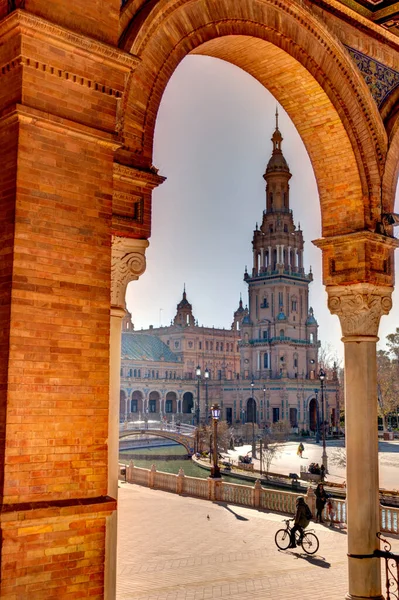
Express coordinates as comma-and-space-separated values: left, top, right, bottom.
119, 421, 196, 455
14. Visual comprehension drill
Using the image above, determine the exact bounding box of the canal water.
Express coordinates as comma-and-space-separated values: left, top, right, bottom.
119, 443, 250, 484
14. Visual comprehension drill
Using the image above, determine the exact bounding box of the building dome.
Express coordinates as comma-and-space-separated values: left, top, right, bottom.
265, 149, 290, 175
306, 307, 317, 325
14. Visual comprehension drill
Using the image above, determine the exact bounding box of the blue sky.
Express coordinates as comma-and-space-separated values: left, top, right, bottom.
125, 55, 399, 362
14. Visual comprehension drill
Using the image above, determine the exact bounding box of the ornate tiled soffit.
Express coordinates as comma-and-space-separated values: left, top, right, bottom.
345, 45, 399, 107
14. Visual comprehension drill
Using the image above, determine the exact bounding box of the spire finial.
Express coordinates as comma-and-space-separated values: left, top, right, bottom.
275, 105, 279, 131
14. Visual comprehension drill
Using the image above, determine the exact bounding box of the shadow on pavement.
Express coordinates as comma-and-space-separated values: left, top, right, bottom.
284, 550, 331, 568
216, 502, 249, 521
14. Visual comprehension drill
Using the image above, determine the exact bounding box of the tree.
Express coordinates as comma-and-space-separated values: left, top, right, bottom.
377, 349, 399, 431
260, 421, 290, 478
198, 421, 233, 454
386, 327, 399, 363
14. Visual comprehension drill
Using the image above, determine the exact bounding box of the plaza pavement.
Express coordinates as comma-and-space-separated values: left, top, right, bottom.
116, 482, 399, 600
227, 439, 399, 491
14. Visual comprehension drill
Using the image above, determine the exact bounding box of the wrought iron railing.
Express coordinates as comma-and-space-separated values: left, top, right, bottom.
375, 533, 399, 600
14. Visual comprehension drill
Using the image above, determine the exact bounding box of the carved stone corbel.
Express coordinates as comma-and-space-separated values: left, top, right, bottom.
111, 236, 149, 309
326, 283, 393, 338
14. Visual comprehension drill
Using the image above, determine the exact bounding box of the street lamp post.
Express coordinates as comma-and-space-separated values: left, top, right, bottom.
195, 365, 201, 426
263, 386, 266, 423
319, 368, 328, 472
314, 389, 320, 443
204, 367, 210, 425
251, 380, 257, 459
210, 403, 221, 478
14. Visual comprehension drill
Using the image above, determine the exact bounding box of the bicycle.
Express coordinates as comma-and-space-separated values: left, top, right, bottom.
275, 518, 319, 555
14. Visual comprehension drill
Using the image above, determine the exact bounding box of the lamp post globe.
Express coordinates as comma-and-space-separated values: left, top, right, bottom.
210, 403, 221, 478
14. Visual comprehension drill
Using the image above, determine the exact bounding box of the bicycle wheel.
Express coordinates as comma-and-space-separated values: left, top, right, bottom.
275, 528, 291, 550
301, 532, 319, 555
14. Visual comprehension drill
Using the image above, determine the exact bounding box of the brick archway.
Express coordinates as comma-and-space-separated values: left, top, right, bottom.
1, 1, 399, 599
120, 0, 387, 236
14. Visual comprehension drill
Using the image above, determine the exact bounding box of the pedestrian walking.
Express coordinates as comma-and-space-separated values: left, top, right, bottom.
320, 464, 326, 481
315, 482, 328, 523
297, 442, 304, 458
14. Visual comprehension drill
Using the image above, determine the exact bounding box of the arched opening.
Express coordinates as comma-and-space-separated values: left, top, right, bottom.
309, 398, 318, 433
246, 397, 257, 424
165, 391, 177, 415
131, 391, 143, 417
148, 390, 160, 414
182, 392, 194, 414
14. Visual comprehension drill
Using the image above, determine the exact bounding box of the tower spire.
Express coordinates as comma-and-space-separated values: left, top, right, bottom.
275, 105, 279, 131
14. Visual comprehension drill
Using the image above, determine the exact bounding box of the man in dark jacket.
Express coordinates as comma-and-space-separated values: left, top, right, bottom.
289, 496, 311, 548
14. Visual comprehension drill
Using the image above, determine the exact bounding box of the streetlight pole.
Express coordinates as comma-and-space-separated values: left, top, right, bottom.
210, 403, 221, 478
195, 365, 201, 426
263, 385, 266, 424
314, 389, 320, 443
319, 368, 328, 472
204, 367, 209, 425
251, 379, 257, 459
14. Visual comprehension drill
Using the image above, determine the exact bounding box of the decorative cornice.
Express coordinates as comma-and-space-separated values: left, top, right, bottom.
326, 283, 393, 336
113, 163, 166, 189
0, 55, 124, 98
0, 10, 140, 72
313, 229, 399, 250
111, 236, 149, 308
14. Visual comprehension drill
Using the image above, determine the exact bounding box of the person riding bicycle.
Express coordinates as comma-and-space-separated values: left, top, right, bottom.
288, 496, 312, 548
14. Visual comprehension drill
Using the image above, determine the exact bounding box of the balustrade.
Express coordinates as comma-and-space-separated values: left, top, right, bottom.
124, 464, 399, 534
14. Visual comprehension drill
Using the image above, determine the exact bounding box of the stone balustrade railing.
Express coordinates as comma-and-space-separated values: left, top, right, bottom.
122, 463, 399, 535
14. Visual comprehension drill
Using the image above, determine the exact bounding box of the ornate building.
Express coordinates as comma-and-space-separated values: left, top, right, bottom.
120, 120, 339, 431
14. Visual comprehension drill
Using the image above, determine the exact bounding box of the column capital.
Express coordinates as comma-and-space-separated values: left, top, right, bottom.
326, 283, 393, 337
111, 236, 149, 309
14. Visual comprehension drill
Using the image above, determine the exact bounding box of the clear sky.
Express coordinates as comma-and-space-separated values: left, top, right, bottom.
125, 55, 399, 363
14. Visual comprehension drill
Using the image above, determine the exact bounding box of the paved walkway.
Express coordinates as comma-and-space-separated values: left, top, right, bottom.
116, 483, 399, 600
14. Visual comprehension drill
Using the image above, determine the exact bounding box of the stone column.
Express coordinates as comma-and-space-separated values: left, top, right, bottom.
327, 283, 393, 600
106, 236, 148, 599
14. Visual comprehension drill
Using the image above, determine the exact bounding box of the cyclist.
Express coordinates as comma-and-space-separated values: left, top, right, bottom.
288, 496, 312, 548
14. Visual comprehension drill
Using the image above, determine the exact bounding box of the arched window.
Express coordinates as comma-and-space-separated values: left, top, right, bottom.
263, 353, 269, 368
280, 329, 284, 338
310, 333, 314, 343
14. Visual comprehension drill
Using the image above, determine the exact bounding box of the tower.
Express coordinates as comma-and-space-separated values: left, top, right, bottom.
240, 111, 319, 391
173, 286, 195, 327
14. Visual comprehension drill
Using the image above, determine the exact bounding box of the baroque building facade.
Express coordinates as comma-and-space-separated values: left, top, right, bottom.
120, 121, 340, 432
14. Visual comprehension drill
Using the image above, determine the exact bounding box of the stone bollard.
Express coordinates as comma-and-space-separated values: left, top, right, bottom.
126, 460, 134, 483
254, 479, 262, 508
214, 479, 222, 502
177, 468, 185, 494
208, 477, 216, 501
306, 486, 316, 518
149, 464, 157, 489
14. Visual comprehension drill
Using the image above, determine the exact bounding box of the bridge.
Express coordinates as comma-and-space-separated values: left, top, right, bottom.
119, 421, 197, 455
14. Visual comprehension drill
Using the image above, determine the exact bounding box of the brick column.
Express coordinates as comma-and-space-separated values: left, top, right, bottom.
0, 10, 148, 599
